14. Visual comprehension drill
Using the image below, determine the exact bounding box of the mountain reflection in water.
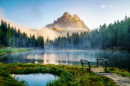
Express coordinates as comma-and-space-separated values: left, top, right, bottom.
0, 50, 130, 71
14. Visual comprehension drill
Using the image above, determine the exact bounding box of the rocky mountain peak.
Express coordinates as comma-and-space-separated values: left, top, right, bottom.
46, 12, 90, 31
63, 12, 69, 16
73, 14, 80, 20
73, 14, 78, 18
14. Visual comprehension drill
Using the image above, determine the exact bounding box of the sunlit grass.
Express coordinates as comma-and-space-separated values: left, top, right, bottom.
0, 63, 117, 86
106, 67, 130, 77
0, 48, 31, 56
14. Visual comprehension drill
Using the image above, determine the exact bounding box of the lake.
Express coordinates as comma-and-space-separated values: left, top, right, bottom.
0, 50, 130, 70
12, 73, 58, 86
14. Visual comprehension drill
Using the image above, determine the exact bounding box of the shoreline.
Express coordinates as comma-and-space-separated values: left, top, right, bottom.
0, 63, 117, 86
0, 48, 32, 56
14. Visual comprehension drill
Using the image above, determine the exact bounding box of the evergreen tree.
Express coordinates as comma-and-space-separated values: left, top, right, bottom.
11, 37, 15, 47
4, 29, 11, 47
0, 27, 3, 45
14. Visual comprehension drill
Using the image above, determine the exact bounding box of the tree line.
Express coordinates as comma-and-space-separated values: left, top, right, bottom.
0, 20, 44, 48
45, 16, 130, 51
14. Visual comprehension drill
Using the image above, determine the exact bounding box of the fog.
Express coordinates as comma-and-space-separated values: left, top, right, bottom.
0, 12, 62, 40
0, 49, 130, 71
0, 9, 90, 41
0, 12, 79, 40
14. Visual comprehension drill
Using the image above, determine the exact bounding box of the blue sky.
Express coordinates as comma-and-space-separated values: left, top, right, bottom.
0, 0, 130, 30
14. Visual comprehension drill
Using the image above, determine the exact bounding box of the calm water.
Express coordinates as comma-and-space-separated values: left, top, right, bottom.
0, 50, 130, 70
12, 73, 58, 86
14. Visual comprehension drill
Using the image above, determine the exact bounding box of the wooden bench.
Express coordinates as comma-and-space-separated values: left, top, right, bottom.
80, 59, 91, 70
80, 58, 108, 72
97, 58, 108, 71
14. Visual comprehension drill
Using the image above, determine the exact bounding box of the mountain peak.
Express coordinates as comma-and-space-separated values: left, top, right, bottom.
73, 14, 80, 20
63, 12, 69, 16
46, 12, 90, 31
73, 14, 78, 17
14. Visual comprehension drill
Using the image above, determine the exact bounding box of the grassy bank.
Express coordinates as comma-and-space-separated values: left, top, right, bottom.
0, 63, 117, 86
106, 67, 130, 77
0, 48, 31, 56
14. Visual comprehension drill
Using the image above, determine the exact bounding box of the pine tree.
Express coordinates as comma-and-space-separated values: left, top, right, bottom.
4, 29, 11, 47
11, 37, 15, 47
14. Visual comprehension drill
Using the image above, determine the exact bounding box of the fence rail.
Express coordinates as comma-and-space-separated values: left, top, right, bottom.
80, 58, 108, 72
97, 58, 108, 71
80, 59, 91, 70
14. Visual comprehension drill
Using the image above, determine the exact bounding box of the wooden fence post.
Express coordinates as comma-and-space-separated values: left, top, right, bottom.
105, 61, 108, 72
88, 62, 91, 70
80, 60, 83, 68
97, 59, 98, 67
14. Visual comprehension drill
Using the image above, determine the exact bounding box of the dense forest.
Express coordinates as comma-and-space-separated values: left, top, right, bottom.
0, 20, 44, 48
45, 16, 130, 51
0, 16, 130, 51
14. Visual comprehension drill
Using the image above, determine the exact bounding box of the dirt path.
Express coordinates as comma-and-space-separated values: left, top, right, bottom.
91, 67, 105, 73
97, 73, 130, 86
91, 68, 130, 86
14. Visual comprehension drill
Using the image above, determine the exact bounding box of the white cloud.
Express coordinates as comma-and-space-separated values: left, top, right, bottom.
101, 5, 106, 8
101, 5, 112, 8
128, 12, 130, 14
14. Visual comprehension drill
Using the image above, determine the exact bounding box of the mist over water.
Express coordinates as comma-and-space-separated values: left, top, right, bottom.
0, 50, 130, 70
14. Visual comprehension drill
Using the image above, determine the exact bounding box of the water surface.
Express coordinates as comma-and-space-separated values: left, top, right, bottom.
0, 50, 130, 70
12, 73, 58, 86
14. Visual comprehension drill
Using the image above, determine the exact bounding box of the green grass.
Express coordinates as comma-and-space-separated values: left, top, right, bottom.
0, 63, 117, 86
0, 48, 31, 56
106, 67, 130, 77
